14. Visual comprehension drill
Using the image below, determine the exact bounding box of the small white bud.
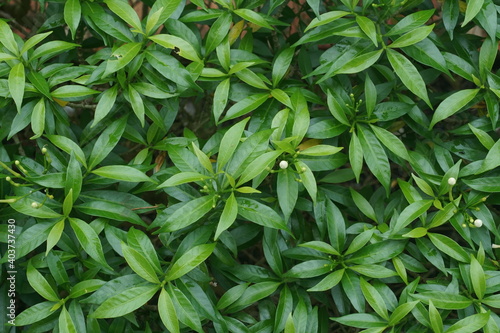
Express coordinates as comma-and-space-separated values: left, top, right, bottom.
448, 177, 457, 186
31, 202, 39, 208
473, 219, 483, 228
492, 244, 500, 249
279, 160, 288, 169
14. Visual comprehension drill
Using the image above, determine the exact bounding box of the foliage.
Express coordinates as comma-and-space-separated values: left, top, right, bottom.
0, 0, 500, 332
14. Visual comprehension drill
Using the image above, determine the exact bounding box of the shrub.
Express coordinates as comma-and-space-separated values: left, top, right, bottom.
1, 0, 499, 332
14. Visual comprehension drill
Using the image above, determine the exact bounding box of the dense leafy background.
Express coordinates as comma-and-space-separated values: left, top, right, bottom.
1, 0, 500, 332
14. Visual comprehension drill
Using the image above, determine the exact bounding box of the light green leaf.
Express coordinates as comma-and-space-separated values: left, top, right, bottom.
350, 264, 397, 278
88, 117, 127, 170
237, 197, 290, 232
356, 16, 377, 46
46, 219, 65, 255
205, 12, 232, 55
237, 150, 282, 186
0, 19, 19, 55
158, 171, 211, 188
308, 269, 345, 292
69, 218, 110, 268
272, 47, 295, 87
27, 261, 60, 302
215, 192, 238, 240
445, 312, 489, 333
191, 142, 214, 174
59, 306, 77, 333
391, 199, 433, 234
221, 93, 269, 122
357, 125, 390, 194
64, 0, 82, 39
462, 0, 484, 27
429, 89, 480, 129
8, 62, 25, 112
349, 131, 363, 183
305, 11, 349, 32
388, 301, 419, 326
476, 139, 500, 174
30, 98, 45, 139
128, 85, 145, 126
92, 165, 152, 183
360, 277, 389, 320
158, 287, 180, 333
213, 78, 230, 123
277, 168, 298, 221
104, 0, 143, 32
470, 255, 485, 300
93, 85, 118, 127
389, 24, 434, 49
149, 34, 202, 62
121, 242, 160, 284
92, 285, 159, 318
46, 135, 87, 168
428, 233, 469, 263
387, 48, 431, 107
165, 243, 216, 281
234, 9, 273, 30
299, 144, 343, 156
30, 41, 79, 62
51, 85, 99, 99
155, 195, 214, 233
104, 42, 142, 75
217, 117, 249, 170
296, 160, 317, 203
350, 188, 377, 222
370, 124, 410, 160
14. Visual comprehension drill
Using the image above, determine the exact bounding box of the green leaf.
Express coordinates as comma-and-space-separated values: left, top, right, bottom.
92, 165, 152, 183
349, 131, 363, 183
191, 142, 214, 174
387, 48, 431, 108
0, 19, 19, 55
92, 285, 159, 318
427, 233, 469, 263
350, 264, 397, 279
304, 11, 349, 32
388, 301, 419, 326
345, 229, 374, 256
402, 227, 428, 238
370, 125, 410, 161
30, 98, 45, 139
30, 41, 79, 62
27, 71, 51, 99
234, 9, 273, 30
69, 279, 106, 299
65, 151, 82, 204
205, 12, 232, 55
429, 89, 480, 129
145, 6, 164, 35
296, 160, 317, 203
356, 16, 377, 46
213, 78, 230, 123
445, 312, 489, 333
92, 85, 118, 127
364, 75, 376, 117
104, 0, 143, 32
272, 47, 295, 87
285, 313, 295, 333
221, 93, 269, 123
76, 201, 146, 227
237, 197, 290, 232
226, 281, 281, 313
46, 219, 65, 255
237, 150, 282, 186
149, 34, 202, 62
158, 171, 211, 188
10, 196, 63, 219
235, 68, 268, 90
411, 174, 434, 197
69, 218, 109, 268
165, 243, 216, 281
299, 145, 342, 156
332, 313, 387, 329
386, 9, 435, 36
300, 241, 340, 256
128, 85, 145, 126
391, 199, 433, 234
308, 269, 345, 292
347, 239, 405, 264
63, 189, 73, 217
427, 199, 459, 229
88, 117, 127, 170
389, 24, 434, 49
476, 139, 500, 174
469, 124, 495, 150
27, 261, 60, 302
15, 301, 57, 326
357, 126, 391, 194
334, 50, 383, 75
215, 192, 238, 240
155, 195, 214, 233
291, 93, 310, 146
463, 177, 500, 192
158, 287, 180, 333
51, 85, 99, 99
428, 300, 443, 333
462, 0, 484, 27
104, 43, 142, 75
470, 255, 485, 300
46, 134, 87, 168
8, 62, 25, 112
64, 0, 81, 39
217, 283, 250, 310
277, 168, 298, 221
149, 0, 184, 31
59, 306, 77, 333
350, 188, 377, 222
360, 277, 389, 320
121, 242, 160, 284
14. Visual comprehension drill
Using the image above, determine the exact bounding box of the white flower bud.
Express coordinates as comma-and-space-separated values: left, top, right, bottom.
447, 177, 456, 186
41, 147, 48, 154
279, 160, 288, 169
31, 202, 39, 208
473, 219, 483, 228
492, 244, 500, 249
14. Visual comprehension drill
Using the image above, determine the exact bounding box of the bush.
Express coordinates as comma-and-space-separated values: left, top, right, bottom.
1, 0, 500, 331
